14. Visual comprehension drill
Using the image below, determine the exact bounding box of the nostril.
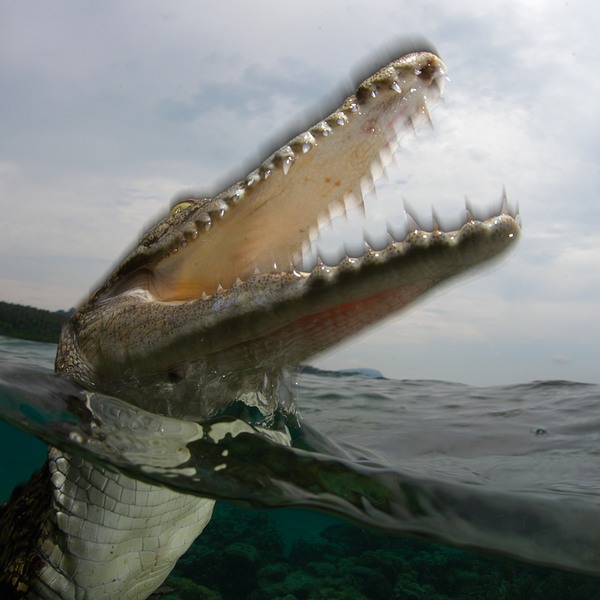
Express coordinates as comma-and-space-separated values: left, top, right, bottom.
167, 368, 184, 384
416, 61, 437, 84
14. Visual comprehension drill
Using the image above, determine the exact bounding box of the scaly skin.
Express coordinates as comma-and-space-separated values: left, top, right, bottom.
0, 51, 519, 598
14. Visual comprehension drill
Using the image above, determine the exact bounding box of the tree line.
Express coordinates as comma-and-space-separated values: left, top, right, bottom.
0, 301, 73, 344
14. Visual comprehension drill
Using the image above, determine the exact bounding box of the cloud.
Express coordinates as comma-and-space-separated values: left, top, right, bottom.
1, 0, 598, 384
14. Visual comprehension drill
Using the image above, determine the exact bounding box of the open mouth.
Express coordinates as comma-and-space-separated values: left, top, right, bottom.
74, 50, 519, 397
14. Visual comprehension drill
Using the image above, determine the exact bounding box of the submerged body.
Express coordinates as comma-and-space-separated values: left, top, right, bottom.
0, 51, 519, 598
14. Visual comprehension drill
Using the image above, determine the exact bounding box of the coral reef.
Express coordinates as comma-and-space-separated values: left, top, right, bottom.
164, 504, 599, 599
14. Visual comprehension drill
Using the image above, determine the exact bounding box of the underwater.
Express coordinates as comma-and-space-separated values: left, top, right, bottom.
1, 335, 599, 599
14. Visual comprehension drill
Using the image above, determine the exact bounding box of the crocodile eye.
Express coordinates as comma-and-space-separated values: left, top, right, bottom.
170, 201, 193, 216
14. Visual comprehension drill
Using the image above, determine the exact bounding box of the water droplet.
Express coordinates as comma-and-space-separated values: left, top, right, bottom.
283, 156, 293, 175
69, 431, 84, 444
534, 427, 547, 436
391, 81, 402, 93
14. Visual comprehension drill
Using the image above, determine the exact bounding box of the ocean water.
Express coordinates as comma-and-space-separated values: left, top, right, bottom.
1, 335, 599, 598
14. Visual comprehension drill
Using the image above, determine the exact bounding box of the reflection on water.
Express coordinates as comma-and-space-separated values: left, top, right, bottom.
1, 336, 600, 585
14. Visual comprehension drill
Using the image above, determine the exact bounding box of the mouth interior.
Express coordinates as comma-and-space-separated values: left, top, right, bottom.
146, 54, 447, 302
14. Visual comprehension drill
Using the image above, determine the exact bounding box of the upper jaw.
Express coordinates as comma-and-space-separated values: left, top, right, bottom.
95, 52, 448, 304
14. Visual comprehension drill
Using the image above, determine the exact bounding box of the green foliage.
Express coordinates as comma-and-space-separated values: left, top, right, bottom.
0, 301, 71, 343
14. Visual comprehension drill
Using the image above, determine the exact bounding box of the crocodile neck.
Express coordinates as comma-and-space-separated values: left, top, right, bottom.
1, 453, 214, 599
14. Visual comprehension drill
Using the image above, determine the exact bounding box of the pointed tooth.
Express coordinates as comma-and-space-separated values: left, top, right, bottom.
434, 75, 447, 96
344, 188, 364, 213
387, 137, 400, 155
431, 209, 441, 233
360, 173, 374, 198
246, 170, 260, 187
405, 211, 421, 232
209, 198, 229, 215
347, 185, 366, 217
378, 145, 394, 169
335, 112, 348, 126
316, 237, 345, 266
403, 200, 422, 232
303, 255, 317, 272
317, 212, 330, 232
370, 158, 384, 181
516, 211, 522, 227
363, 217, 388, 251
344, 229, 366, 258
500, 187, 509, 215
408, 114, 418, 134
300, 240, 311, 259
196, 212, 211, 227
419, 103, 433, 129
465, 196, 476, 222
328, 201, 347, 221
386, 218, 407, 243
292, 251, 303, 270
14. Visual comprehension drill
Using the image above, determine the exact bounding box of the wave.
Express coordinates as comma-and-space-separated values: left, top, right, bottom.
1, 338, 600, 576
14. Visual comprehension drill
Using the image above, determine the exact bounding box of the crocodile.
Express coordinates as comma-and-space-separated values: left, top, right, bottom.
0, 50, 520, 598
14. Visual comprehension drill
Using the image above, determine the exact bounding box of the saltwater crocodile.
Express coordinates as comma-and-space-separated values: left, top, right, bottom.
0, 50, 519, 598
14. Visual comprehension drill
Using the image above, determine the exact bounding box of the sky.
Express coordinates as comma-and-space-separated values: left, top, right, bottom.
1, 0, 598, 385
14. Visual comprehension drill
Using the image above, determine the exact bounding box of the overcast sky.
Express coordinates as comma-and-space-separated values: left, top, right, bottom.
1, 0, 598, 385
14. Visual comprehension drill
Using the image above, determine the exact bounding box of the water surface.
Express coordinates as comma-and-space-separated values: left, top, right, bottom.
1, 335, 599, 597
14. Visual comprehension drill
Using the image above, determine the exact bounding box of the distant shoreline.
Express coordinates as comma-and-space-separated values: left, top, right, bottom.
0, 300, 73, 344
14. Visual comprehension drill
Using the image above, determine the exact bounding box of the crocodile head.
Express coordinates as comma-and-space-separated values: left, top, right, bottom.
55, 51, 520, 420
